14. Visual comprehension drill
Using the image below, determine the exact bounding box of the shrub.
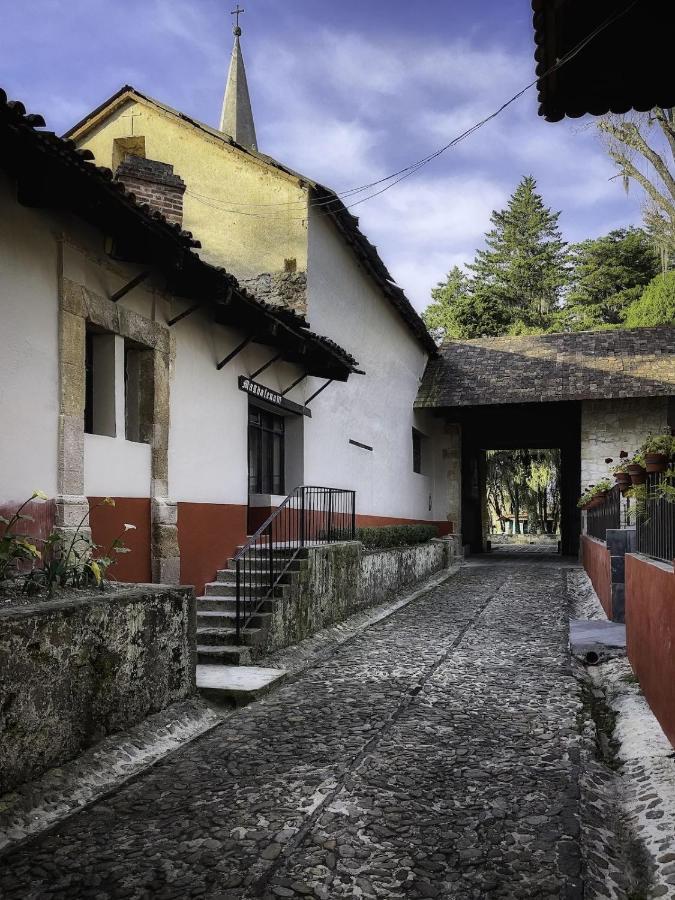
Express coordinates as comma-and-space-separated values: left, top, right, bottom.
624, 271, 675, 327
356, 524, 439, 549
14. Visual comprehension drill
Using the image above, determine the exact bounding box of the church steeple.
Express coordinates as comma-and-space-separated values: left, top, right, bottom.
219, 5, 258, 151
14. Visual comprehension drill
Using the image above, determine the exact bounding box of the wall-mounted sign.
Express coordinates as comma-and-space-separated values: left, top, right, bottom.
238, 376, 311, 417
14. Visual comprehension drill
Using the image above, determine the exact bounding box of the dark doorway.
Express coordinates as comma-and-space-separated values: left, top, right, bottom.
452, 401, 581, 556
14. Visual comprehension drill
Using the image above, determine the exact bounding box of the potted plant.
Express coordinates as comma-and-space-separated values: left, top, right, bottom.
591, 478, 613, 505
641, 432, 675, 473
607, 455, 631, 490
626, 450, 647, 485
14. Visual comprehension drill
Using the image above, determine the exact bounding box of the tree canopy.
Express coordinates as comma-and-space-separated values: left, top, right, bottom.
423, 176, 568, 342
555, 228, 659, 331
624, 271, 675, 327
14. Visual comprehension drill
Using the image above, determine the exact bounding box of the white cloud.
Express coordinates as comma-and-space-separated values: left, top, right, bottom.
245, 26, 642, 315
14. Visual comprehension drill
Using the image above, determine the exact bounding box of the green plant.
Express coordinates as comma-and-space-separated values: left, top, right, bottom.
641, 431, 675, 457
0, 491, 47, 581
625, 484, 648, 521
356, 524, 439, 549
577, 479, 613, 508
654, 468, 675, 504
28, 498, 133, 595
628, 449, 645, 467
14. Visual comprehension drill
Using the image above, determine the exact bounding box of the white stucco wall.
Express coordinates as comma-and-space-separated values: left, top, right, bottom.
168, 308, 305, 505
305, 210, 442, 523
580, 397, 669, 488
0, 173, 59, 503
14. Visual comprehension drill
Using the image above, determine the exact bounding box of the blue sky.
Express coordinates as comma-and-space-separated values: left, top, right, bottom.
1, 0, 644, 311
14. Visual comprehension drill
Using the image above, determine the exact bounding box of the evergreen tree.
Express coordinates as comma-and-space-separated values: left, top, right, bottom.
422, 266, 472, 343
468, 176, 568, 333
557, 228, 659, 330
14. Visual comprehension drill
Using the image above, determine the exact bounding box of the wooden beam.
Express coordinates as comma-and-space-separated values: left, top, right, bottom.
217, 335, 253, 370
167, 303, 200, 327
110, 270, 150, 303
305, 379, 334, 405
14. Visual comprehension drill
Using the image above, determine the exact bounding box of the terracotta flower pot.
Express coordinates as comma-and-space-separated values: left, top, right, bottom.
588, 495, 605, 508
644, 452, 668, 473
626, 463, 647, 485
614, 472, 631, 488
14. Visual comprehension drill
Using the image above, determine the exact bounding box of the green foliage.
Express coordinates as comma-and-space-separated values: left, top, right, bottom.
356, 524, 438, 549
557, 228, 659, 330
577, 479, 613, 508
624, 271, 675, 326
0, 491, 46, 581
423, 177, 568, 341
640, 431, 675, 457
0, 494, 134, 596
467, 176, 568, 335
422, 266, 474, 342
487, 449, 560, 534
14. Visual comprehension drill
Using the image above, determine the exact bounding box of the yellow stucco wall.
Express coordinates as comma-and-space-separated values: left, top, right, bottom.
72, 97, 309, 280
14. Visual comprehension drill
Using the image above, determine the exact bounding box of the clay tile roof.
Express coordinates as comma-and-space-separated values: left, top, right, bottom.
64, 85, 437, 357
0, 87, 359, 381
415, 328, 675, 408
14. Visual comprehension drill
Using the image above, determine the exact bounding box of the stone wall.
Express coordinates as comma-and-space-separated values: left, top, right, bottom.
0, 585, 195, 794
241, 271, 307, 316
580, 397, 669, 488
266, 537, 459, 653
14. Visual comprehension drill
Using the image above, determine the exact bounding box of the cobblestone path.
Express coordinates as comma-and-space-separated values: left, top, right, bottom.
0, 560, 584, 900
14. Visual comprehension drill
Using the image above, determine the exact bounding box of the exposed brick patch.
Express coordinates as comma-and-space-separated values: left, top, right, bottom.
115, 156, 186, 227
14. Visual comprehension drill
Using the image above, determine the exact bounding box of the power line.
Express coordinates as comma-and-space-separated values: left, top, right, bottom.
185, 0, 638, 222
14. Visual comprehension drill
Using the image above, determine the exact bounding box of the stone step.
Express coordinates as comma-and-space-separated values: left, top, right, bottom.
197, 609, 272, 630
197, 626, 263, 648
204, 581, 290, 599
197, 596, 275, 614
196, 665, 287, 705
221, 558, 306, 578
196, 644, 252, 666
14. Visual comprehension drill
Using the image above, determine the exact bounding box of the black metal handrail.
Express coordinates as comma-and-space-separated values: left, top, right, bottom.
234, 486, 356, 643
586, 485, 621, 541
636, 472, 675, 564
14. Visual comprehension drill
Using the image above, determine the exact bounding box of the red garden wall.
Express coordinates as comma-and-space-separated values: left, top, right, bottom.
626, 553, 675, 749
581, 535, 612, 618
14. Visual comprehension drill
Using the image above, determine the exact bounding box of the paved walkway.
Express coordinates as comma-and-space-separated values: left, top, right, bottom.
0, 559, 584, 900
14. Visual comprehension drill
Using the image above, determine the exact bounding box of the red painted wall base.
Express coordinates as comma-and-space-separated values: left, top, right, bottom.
626, 553, 675, 749
581, 534, 612, 618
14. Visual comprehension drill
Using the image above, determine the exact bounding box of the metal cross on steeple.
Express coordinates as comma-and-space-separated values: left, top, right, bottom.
231, 4, 245, 34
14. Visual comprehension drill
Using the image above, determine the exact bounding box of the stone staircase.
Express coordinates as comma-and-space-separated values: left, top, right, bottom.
196, 548, 306, 666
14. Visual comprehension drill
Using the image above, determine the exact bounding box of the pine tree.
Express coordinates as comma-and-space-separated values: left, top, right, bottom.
422, 266, 472, 343
557, 227, 659, 330
468, 176, 568, 333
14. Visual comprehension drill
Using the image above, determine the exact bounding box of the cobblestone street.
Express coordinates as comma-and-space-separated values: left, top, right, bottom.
0, 558, 585, 900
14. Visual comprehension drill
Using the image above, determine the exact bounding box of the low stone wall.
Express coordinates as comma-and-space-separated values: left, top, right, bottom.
0, 585, 195, 794
626, 553, 675, 749
581, 535, 612, 619
266, 537, 459, 653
